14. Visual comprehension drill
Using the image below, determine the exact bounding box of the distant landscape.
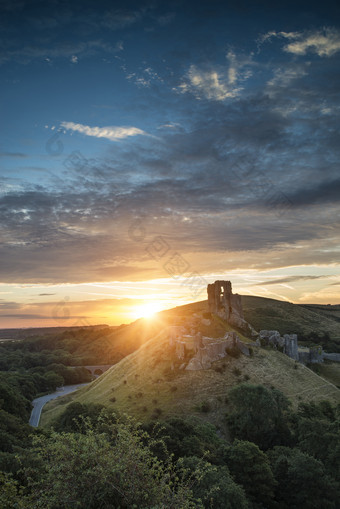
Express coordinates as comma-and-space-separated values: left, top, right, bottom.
1, 294, 340, 507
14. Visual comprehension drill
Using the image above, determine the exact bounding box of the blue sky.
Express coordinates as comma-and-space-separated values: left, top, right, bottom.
1, 0, 340, 327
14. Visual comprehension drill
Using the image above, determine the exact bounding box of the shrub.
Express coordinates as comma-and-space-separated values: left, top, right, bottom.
226, 346, 241, 358
196, 401, 211, 413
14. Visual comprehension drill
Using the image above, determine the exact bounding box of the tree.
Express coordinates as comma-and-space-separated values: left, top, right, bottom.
225, 439, 276, 508
268, 446, 339, 509
24, 417, 202, 508
178, 456, 248, 509
227, 383, 292, 449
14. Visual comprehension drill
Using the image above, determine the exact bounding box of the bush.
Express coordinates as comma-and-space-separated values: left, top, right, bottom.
225, 346, 241, 358
196, 401, 211, 413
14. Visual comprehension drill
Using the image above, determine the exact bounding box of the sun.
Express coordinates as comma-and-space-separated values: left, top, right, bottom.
134, 302, 162, 319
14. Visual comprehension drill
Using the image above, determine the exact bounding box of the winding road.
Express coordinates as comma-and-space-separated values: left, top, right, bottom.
29, 383, 89, 427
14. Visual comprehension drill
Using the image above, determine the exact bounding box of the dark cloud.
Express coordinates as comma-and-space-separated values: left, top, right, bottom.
286, 179, 340, 207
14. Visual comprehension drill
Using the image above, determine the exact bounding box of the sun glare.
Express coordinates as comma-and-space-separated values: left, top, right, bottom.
134, 302, 162, 319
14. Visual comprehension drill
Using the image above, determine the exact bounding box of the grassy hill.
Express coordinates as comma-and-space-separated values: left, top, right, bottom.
242, 296, 340, 346
41, 307, 340, 432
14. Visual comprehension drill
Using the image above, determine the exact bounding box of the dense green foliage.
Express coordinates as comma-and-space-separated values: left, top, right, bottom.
227, 383, 292, 450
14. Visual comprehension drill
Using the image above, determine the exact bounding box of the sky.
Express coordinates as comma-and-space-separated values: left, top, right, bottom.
1, 0, 340, 328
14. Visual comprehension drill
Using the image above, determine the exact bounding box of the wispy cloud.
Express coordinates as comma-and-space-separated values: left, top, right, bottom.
262, 28, 340, 57
176, 51, 252, 101
61, 122, 148, 141
251, 275, 330, 286
177, 64, 241, 101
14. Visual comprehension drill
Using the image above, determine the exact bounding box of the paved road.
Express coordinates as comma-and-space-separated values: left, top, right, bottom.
29, 383, 89, 427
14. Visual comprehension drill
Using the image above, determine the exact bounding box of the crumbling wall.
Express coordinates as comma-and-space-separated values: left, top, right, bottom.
257, 329, 325, 364
257, 330, 299, 361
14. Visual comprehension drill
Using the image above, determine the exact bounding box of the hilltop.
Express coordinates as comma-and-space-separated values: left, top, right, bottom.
41, 300, 340, 431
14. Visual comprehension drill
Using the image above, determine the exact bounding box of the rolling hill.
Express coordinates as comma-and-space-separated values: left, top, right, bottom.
41, 301, 340, 432
242, 296, 340, 347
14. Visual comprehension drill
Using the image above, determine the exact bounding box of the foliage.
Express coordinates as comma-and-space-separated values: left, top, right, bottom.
143, 417, 223, 464
225, 439, 277, 508
268, 446, 339, 509
227, 383, 292, 449
178, 456, 248, 509
0, 471, 31, 508
24, 417, 202, 508
52, 402, 108, 432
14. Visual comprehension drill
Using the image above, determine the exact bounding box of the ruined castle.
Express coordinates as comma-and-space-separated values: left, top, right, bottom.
167, 280, 337, 369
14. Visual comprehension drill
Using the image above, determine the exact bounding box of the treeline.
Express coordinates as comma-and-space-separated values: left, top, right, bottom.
0, 325, 116, 368
1, 383, 339, 508
298, 331, 340, 353
0, 330, 99, 474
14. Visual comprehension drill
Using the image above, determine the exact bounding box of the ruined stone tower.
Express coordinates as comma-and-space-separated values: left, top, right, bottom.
207, 280, 243, 321
207, 280, 257, 337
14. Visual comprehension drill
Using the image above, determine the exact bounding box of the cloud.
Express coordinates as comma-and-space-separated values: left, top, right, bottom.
286, 179, 340, 207
0, 38, 123, 66
0, 151, 27, 158
60, 122, 148, 141
262, 28, 340, 57
177, 64, 241, 101
250, 275, 330, 286
176, 50, 253, 101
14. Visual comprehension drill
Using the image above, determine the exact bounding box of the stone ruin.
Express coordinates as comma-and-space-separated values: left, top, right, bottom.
168, 324, 251, 371
256, 330, 334, 364
256, 330, 299, 361
167, 281, 339, 370
207, 280, 257, 337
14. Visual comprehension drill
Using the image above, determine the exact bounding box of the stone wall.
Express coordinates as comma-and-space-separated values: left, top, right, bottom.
184, 331, 251, 370
257, 330, 299, 361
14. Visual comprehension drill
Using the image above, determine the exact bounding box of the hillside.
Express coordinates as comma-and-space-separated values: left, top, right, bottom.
242, 295, 340, 347
41, 309, 340, 431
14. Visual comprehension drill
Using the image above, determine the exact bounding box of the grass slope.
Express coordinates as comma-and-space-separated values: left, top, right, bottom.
41, 310, 340, 431
242, 295, 340, 342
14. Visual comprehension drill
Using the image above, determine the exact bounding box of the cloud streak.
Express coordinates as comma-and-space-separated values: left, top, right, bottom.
60, 122, 148, 141
251, 275, 331, 286
262, 28, 340, 57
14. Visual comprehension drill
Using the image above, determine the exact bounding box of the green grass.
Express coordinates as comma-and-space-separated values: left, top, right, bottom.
242, 295, 340, 343
309, 362, 340, 388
